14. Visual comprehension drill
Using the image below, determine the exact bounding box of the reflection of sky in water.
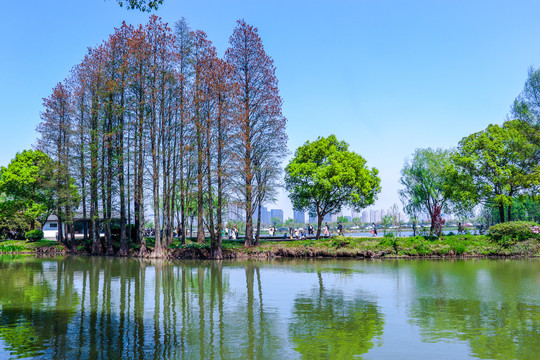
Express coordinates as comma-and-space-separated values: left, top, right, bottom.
0, 258, 539, 359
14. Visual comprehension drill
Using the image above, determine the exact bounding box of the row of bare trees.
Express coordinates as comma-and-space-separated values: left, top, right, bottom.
36, 16, 287, 258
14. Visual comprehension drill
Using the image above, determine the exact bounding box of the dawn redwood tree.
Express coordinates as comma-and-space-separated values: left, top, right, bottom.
285, 135, 381, 240
190, 29, 217, 244
226, 20, 287, 247
69, 64, 91, 242
128, 23, 151, 254
36, 82, 79, 249
173, 18, 194, 245
208, 58, 236, 258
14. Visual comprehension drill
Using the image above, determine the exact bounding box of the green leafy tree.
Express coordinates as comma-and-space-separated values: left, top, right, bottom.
285, 135, 381, 239
451, 120, 540, 223
381, 214, 392, 235
115, 0, 163, 12
284, 218, 296, 227
0, 150, 56, 231
337, 216, 349, 223
399, 148, 461, 236
271, 216, 283, 228
511, 67, 540, 124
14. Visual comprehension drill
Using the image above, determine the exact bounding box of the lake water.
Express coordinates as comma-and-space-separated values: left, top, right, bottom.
0, 256, 538, 359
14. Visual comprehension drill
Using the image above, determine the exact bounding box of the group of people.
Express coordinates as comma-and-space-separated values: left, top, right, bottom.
224, 226, 239, 240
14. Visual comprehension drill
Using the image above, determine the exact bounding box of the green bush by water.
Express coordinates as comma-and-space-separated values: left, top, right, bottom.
488, 221, 540, 246
25, 229, 44, 242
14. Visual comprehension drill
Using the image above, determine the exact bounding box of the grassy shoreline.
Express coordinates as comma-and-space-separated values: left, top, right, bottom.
1, 235, 539, 259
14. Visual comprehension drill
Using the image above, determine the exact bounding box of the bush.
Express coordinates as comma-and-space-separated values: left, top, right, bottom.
488, 221, 540, 246
25, 229, 44, 242
383, 232, 394, 238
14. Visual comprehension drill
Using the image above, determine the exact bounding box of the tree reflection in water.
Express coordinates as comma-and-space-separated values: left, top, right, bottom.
406, 260, 540, 359
0, 257, 290, 359
289, 268, 384, 359
0, 256, 79, 358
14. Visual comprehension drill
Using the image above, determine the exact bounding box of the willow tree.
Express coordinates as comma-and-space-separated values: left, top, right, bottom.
399, 148, 458, 236
285, 135, 381, 240
226, 20, 287, 247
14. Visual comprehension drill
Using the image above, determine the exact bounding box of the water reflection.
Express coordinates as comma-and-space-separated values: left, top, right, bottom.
406, 260, 540, 359
0, 257, 297, 359
289, 268, 384, 359
1, 257, 539, 359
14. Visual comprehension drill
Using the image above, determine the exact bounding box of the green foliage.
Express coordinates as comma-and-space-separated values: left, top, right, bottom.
271, 216, 283, 227
399, 148, 464, 233
0, 243, 26, 253
337, 216, 349, 223
383, 232, 394, 238
284, 218, 296, 227
285, 135, 381, 237
24, 229, 44, 242
115, 0, 164, 12
488, 221, 540, 246
171, 242, 211, 250
451, 120, 540, 223
0, 150, 56, 231
511, 66, 540, 124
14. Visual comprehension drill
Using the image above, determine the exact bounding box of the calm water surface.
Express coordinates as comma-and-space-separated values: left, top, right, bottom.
0, 256, 538, 359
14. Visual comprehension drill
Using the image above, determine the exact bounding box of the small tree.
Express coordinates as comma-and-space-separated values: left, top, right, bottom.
337, 216, 349, 224
285, 135, 381, 239
381, 215, 392, 235
399, 148, 458, 236
271, 217, 283, 228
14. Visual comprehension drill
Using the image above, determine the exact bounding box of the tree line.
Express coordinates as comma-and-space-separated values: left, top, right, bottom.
400, 68, 540, 235
32, 15, 287, 258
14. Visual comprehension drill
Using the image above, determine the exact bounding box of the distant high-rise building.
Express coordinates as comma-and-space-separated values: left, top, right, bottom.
270, 209, 284, 224
308, 214, 317, 224
227, 202, 244, 222
293, 210, 305, 224
362, 211, 369, 223
323, 213, 332, 223
261, 206, 270, 225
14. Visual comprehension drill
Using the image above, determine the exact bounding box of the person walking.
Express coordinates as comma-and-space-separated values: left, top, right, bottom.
372, 223, 378, 237
323, 223, 330, 237
337, 222, 343, 236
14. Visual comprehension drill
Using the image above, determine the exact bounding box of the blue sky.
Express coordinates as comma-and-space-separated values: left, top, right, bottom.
2, 0, 540, 219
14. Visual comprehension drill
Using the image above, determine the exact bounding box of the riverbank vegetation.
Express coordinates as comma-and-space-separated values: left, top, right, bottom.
2, 231, 538, 259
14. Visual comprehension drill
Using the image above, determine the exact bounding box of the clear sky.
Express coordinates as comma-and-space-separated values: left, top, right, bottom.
2, 0, 540, 219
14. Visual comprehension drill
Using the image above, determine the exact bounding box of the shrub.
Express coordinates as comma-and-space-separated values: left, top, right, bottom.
488, 221, 540, 246
25, 229, 44, 242
383, 232, 394, 238
171, 242, 210, 250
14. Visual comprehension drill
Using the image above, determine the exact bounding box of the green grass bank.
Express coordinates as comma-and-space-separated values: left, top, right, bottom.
2, 234, 539, 259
